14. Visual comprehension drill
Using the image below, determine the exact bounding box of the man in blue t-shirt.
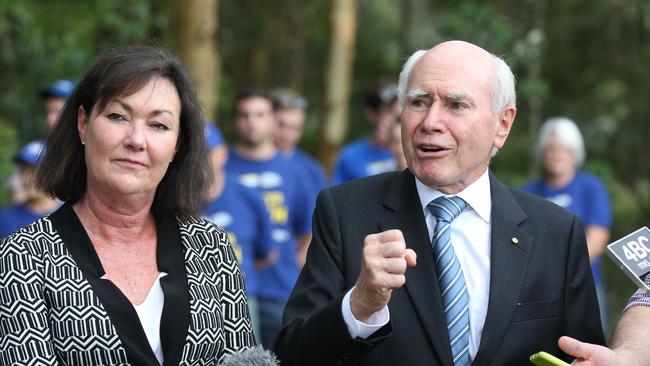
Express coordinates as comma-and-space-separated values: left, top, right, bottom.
523, 117, 612, 330
272, 89, 326, 216
201, 122, 276, 341
330, 81, 401, 185
224, 89, 313, 348
0, 140, 61, 238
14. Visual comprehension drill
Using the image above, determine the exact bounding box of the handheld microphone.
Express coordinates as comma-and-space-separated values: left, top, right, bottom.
606, 226, 650, 293
219, 346, 280, 366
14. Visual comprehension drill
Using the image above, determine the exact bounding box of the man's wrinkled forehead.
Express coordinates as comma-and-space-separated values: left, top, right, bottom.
407, 46, 493, 92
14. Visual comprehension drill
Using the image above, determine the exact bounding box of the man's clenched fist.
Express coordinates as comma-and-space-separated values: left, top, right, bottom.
351, 229, 417, 322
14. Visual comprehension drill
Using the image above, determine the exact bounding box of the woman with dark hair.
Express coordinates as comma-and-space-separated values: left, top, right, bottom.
0, 46, 254, 365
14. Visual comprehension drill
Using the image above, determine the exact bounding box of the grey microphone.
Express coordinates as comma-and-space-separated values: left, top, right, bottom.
219, 346, 280, 366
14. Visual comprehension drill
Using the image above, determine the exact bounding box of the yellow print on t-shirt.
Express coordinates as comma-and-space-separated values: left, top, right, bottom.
263, 191, 288, 224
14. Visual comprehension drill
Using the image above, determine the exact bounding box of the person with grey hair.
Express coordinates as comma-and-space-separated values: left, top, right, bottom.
274, 40, 604, 366
523, 117, 612, 330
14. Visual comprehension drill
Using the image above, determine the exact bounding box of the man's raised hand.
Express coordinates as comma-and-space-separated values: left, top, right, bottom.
350, 229, 417, 322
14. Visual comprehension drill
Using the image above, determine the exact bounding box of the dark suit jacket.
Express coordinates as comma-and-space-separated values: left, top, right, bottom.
273, 170, 605, 366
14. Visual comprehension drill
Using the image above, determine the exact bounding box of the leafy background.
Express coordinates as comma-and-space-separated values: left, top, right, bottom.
1, 0, 648, 336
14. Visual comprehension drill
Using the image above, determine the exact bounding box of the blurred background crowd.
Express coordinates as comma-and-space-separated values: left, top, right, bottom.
1, 0, 649, 341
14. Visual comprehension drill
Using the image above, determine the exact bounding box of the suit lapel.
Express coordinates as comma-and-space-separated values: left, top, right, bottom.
473, 173, 533, 365
378, 170, 454, 365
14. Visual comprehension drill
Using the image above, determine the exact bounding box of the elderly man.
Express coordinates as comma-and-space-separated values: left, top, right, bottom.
273, 40, 605, 365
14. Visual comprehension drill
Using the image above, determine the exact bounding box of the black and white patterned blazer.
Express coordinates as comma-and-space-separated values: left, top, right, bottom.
0, 203, 255, 365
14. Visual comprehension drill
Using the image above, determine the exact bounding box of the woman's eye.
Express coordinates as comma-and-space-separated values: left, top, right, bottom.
151, 122, 169, 131
107, 113, 126, 121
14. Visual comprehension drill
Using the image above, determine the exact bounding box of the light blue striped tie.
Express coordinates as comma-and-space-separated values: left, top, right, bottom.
428, 196, 470, 366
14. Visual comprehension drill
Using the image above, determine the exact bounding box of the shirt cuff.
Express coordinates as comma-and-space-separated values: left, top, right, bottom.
341, 286, 390, 339
625, 274, 650, 311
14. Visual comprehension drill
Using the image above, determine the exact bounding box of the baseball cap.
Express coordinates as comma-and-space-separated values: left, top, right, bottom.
205, 122, 225, 149
13, 140, 46, 166
40, 79, 76, 98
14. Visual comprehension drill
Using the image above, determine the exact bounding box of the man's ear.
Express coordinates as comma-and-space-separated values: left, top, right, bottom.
493, 105, 517, 150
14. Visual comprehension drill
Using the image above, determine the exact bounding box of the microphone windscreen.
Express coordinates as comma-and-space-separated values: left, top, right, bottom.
219, 346, 279, 366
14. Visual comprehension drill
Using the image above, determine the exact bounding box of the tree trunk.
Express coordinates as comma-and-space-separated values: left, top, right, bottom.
318, 0, 357, 174
171, 0, 219, 122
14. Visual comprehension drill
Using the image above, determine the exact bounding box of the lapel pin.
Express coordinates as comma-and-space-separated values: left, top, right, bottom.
511, 237, 519, 244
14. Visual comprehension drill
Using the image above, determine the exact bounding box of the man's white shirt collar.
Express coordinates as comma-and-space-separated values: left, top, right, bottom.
414, 168, 492, 224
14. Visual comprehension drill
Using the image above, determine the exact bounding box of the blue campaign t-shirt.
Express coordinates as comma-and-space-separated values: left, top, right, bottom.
225, 149, 313, 301
202, 174, 274, 296
331, 139, 396, 185
286, 148, 326, 222
0, 204, 48, 238
523, 171, 612, 285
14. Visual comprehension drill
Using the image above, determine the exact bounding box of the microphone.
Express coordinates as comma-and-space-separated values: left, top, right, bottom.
219, 346, 280, 366
606, 226, 650, 292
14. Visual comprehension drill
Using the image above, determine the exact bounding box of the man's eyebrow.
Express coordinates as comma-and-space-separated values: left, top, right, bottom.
445, 92, 466, 101
406, 88, 429, 99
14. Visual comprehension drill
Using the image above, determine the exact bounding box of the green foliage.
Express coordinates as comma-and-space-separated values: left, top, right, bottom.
0, 120, 18, 206
0, 0, 648, 322
0, 0, 167, 142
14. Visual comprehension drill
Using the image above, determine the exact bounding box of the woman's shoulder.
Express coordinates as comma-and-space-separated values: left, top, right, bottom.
1, 215, 56, 253
176, 215, 230, 246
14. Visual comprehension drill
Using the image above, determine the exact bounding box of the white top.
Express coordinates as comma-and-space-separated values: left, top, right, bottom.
343, 169, 492, 361
133, 272, 168, 365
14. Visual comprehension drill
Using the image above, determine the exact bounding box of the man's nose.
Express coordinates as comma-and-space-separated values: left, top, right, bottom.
421, 102, 446, 132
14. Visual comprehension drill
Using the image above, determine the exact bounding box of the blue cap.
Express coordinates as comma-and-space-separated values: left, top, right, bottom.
205, 122, 224, 149
40, 79, 76, 98
13, 140, 46, 166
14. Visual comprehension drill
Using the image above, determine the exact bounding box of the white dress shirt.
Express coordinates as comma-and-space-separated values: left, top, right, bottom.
343, 169, 492, 361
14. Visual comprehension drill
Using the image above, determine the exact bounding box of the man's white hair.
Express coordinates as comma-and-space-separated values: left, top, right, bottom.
397, 47, 517, 114
535, 117, 586, 167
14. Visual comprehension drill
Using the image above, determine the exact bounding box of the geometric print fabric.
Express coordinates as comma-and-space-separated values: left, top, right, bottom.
0, 215, 254, 365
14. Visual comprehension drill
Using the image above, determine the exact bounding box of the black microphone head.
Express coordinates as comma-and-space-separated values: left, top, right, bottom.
219, 346, 279, 366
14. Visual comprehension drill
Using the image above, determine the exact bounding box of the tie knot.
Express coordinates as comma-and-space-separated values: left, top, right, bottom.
427, 196, 468, 223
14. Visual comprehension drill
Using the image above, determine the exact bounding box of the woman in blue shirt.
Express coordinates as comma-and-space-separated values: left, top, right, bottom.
523, 116, 612, 330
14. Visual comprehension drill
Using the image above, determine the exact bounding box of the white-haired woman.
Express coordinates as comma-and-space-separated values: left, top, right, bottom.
523, 116, 612, 329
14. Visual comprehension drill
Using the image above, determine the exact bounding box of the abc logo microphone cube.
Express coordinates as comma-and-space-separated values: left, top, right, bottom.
606, 226, 650, 293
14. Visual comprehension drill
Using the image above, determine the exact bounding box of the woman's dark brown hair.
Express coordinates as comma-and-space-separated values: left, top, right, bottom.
36, 45, 213, 219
